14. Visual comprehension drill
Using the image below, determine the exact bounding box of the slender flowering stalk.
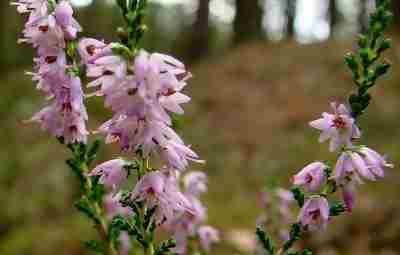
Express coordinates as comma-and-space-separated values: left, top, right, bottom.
257, 1, 395, 254
14, 0, 217, 255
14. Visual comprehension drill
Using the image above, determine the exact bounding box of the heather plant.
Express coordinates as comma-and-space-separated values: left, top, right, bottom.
256, 1, 394, 254
12, 0, 218, 254
11, 0, 396, 255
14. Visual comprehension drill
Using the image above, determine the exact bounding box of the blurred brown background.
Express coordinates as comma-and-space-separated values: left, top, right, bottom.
1, 0, 400, 254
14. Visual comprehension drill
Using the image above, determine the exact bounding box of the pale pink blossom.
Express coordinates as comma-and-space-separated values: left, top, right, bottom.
86, 55, 127, 96
276, 188, 294, 241
131, 171, 194, 224
335, 147, 392, 183
298, 196, 330, 231
78, 38, 111, 64
11, 0, 48, 23
30, 75, 88, 144
98, 116, 203, 170
103, 193, 133, 220
310, 103, 361, 151
89, 159, 128, 190
359, 146, 393, 178
342, 183, 356, 212
159, 140, 204, 171
198, 226, 220, 252
183, 172, 208, 197
54, 1, 82, 39
20, 14, 65, 49
292, 162, 327, 192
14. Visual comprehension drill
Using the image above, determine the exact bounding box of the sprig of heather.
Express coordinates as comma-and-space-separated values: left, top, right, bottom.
12, 0, 122, 254
257, 1, 394, 254
14, 0, 218, 255
80, 0, 218, 253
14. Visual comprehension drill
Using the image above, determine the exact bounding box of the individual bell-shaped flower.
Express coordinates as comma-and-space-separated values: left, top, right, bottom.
89, 159, 129, 190
335, 147, 393, 183
292, 162, 327, 192
298, 196, 330, 231
78, 38, 111, 64
359, 146, 393, 179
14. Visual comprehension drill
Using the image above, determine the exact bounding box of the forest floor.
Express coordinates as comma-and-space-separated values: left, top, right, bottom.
1, 39, 400, 255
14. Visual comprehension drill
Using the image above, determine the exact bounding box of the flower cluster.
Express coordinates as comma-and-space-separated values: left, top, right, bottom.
14, 1, 217, 254
78, 41, 203, 170
292, 103, 393, 230
257, 188, 295, 243
80, 35, 217, 253
14, 0, 88, 144
165, 172, 219, 254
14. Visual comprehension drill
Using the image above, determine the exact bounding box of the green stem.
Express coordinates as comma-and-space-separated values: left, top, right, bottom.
145, 243, 155, 255
81, 162, 118, 255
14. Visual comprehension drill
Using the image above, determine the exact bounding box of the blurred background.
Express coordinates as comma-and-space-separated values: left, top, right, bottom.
1, 0, 400, 254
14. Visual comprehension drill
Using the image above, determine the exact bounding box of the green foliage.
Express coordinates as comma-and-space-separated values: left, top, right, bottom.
116, 0, 149, 50
283, 223, 302, 251
286, 249, 312, 255
154, 239, 177, 255
47, 0, 57, 12
75, 197, 101, 225
84, 240, 106, 255
171, 113, 184, 132
291, 187, 305, 208
256, 227, 275, 255
345, 0, 393, 118
329, 201, 346, 217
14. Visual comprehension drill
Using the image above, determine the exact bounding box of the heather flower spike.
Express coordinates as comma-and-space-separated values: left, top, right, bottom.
14, 0, 216, 254
257, 2, 394, 254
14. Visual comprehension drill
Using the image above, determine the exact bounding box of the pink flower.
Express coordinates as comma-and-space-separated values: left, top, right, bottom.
30, 75, 88, 144
276, 188, 294, 219
20, 14, 65, 49
198, 226, 220, 252
359, 146, 393, 178
298, 196, 330, 231
78, 38, 111, 64
86, 55, 127, 96
292, 162, 327, 192
342, 183, 356, 212
98, 116, 203, 170
54, 1, 82, 39
131, 171, 194, 224
89, 159, 128, 190
183, 172, 208, 197
335, 147, 392, 183
134, 51, 192, 118
11, 0, 48, 16
173, 229, 189, 255
310, 103, 361, 151
159, 140, 204, 171
103, 193, 133, 220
